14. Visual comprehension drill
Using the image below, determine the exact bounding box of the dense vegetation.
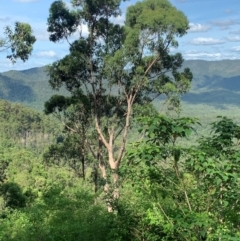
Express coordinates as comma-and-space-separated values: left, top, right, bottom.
1, 102, 240, 240
0, 0, 240, 240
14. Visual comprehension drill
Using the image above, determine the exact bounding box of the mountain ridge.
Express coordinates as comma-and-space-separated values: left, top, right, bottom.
0, 59, 240, 110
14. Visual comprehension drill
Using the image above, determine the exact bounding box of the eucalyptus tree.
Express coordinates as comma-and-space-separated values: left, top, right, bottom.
45, 0, 192, 209
0, 23, 35, 182
44, 93, 93, 181
1, 22, 36, 63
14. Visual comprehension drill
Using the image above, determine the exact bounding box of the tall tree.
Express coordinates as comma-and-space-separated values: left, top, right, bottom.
45, 0, 192, 210
0, 22, 36, 63
0, 23, 35, 181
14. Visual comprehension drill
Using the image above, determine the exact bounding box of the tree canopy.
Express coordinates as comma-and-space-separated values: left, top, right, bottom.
0, 22, 36, 63
45, 0, 192, 210
0, 1, 240, 239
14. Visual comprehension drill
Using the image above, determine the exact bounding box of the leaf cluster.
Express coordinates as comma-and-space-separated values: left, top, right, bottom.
4, 22, 36, 63
124, 115, 240, 240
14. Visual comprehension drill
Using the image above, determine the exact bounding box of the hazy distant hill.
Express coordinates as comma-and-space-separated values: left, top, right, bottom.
0, 59, 240, 110
181, 60, 240, 106
182, 59, 240, 90
0, 67, 68, 111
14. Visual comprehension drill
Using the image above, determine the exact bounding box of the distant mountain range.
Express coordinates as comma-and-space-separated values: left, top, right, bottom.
0, 66, 67, 111
182, 60, 240, 107
0, 59, 240, 110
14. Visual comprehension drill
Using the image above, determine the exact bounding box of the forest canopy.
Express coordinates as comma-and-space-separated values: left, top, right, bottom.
0, 0, 240, 240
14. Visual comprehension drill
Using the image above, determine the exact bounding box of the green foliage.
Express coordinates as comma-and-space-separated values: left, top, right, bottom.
138, 115, 197, 145
0, 182, 26, 209
0, 185, 133, 241
44, 0, 193, 212
0, 100, 60, 152
2, 22, 36, 63
44, 134, 86, 178
198, 116, 240, 155
44, 90, 95, 181
0, 127, 132, 240
48, 0, 79, 42
3, 1, 240, 240
124, 115, 240, 240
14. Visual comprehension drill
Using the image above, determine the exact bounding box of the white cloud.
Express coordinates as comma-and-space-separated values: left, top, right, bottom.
32, 22, 50, 42
190, 37, 225, 45
77, 24, 89, 36
34, 28, 49, 41
183, 49, 240, 60
36, 51, 57, 58
231, 46, 240, 52
65, 1, 71, 7
188, 23, 211, 33
111, 15, 125, 26
226, 36, 240, 42
185, 51, 221, 59
35, 33, 49, 41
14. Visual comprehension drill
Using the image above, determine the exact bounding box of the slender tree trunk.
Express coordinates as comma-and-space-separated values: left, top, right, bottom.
93, 163, 98, 194
81, 146, 85, 180
112, 171, 119, 199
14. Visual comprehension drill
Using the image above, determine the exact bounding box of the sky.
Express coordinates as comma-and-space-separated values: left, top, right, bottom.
0, 0, 240, 72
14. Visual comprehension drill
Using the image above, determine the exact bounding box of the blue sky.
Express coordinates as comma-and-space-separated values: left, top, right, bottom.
0, 0, 240, 72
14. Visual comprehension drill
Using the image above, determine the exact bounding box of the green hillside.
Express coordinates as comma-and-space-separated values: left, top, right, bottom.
182, 59, 240, 89
0, 60, 240, 111
1, 0, 240, 239
178, 60, 240, 108
0, 67, 68, 111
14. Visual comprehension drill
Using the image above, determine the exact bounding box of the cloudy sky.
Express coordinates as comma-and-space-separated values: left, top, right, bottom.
0, 0, 240, 72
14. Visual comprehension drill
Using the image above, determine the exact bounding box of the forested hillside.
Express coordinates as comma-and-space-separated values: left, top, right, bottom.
1, 100, 240, 240
0, 0, 240, 240
1, 59, 240, 111
181, 60, 240, 107
0, 67, 68, 111
0, 100, 61, 150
